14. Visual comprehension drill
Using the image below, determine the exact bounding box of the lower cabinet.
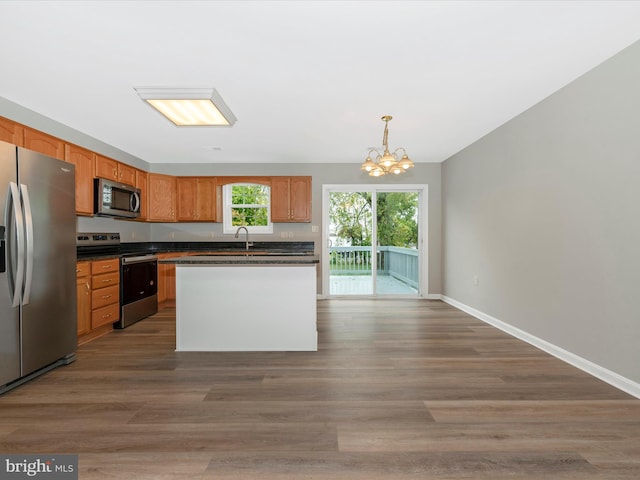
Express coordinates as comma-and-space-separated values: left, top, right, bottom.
157, 252, 189, 306
76, 262, 91, 336
77, 258, 120, 345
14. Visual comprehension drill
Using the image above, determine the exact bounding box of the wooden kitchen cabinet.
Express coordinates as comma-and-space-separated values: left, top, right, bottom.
95, 154, 118, 181
77, 258, 119, 344
76, 262, 91, 337
89, 258, 120, 330
176, 178, 197, 221
177, 176, 218, 221
157, 252, 189, 306
65, 143, 95, 215
271, 176, 312, 222
148, 173, 177, 222
157, 253, 170, 305
0, 117, 24, 146
95, 154, 136, 185
23, 127, 65, 160
135, 169, 149, 220
118, 162, 136, 185
157, 253, 175, 306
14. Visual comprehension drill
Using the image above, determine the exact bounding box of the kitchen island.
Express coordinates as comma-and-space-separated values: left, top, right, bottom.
159, 254, 319, 352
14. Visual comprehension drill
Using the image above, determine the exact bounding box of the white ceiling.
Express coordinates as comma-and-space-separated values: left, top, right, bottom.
1, 1, 640, 165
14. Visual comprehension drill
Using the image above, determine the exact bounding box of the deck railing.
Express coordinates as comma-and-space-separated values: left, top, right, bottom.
329, 246, 419, 289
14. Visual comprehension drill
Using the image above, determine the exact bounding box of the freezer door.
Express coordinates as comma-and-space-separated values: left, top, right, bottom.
17, 148, 76, 377
0, 141, 20, 386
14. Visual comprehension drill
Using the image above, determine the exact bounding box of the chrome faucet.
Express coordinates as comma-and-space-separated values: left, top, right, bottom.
234, 226, 253, 250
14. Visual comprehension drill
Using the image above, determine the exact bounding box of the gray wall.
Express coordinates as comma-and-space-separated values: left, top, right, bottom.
442, 41, 640, 384
0, 96, 150, 170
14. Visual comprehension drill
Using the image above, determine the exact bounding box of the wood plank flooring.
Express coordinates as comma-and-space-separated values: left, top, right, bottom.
1, 299, 639, 479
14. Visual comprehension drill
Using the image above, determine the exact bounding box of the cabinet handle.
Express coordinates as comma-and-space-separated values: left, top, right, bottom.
85, 282, 90, 292
102, 313, 112, 319
101, 265, 112, 269
101, 294, 112, 299
102, 279, 112, 283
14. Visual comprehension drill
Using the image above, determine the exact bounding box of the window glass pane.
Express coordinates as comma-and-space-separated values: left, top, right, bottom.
232, 207, 268, 226
224, 183, 272, 233
231, 184, 269, 206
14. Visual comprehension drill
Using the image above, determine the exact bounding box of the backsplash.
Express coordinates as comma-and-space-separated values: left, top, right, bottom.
76, 216, 320, 243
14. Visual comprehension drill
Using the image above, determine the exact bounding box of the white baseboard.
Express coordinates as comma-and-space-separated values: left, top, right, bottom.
441, 295, 640, 400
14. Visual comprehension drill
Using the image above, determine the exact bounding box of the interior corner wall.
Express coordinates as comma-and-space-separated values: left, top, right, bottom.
442, 40, 640, 384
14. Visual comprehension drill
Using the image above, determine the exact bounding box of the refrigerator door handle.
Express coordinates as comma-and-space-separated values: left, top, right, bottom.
20, 184, 34, 305
7, 182, 25, 307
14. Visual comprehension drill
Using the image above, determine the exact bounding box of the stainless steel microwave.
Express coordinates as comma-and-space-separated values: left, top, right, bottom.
94, 178, 141, 218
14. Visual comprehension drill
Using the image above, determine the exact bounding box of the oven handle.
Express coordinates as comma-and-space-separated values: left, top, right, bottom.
121, 255, 158, 265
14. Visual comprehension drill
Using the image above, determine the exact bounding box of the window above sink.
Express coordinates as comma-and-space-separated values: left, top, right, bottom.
222, 183, 273, 235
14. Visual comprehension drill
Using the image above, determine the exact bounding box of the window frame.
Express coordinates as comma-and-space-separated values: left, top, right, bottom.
222, 182, 273, 234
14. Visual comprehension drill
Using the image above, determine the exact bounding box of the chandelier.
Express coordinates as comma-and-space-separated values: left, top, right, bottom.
361, 115, 414, 176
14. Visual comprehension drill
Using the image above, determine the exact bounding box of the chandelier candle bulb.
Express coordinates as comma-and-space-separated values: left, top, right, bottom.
360, 116, 414, 176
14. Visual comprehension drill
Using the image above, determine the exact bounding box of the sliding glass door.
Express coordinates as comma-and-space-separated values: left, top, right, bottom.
323, 185, 424, 297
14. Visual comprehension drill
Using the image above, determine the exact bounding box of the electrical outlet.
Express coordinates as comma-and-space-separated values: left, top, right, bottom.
288, 232, 294, 238
311, 225, 319, 233
281, 232, 287, 239
473, 275, 479, 286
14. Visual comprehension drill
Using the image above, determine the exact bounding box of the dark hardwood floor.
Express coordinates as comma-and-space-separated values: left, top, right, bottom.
1, 299, 639, 479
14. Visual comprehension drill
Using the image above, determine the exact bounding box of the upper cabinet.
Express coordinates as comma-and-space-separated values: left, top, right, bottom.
23, 127, 65, 160
95, 154, 136, 185
0, 117, 24, 146
271, 176, 312, 223
64, 144, 95, 216
148, 173, 177, 222
118, 163, 136, 186
95, 154, 118, 181
177, 177, 218, 222
135, 169, 149, 221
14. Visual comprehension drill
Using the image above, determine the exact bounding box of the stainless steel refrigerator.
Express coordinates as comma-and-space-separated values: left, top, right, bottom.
1, 139, 77, 394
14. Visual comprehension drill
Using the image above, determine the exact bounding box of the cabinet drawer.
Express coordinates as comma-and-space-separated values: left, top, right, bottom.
91, 258, 119, 275
91, 285, 119, 310
91, 303, 119, 329
91, 271, 120, 289
76, 261, 90, 277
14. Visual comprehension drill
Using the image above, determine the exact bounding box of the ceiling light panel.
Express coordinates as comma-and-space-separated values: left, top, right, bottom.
135, 87, 237, 126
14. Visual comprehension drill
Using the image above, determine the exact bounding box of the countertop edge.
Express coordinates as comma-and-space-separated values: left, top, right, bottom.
160, 255, 320, 265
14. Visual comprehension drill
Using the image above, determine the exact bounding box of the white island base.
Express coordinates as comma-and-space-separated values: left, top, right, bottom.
175, 264, 317, 351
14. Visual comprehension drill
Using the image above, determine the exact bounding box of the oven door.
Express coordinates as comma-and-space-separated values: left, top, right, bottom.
121, 256, 158, 305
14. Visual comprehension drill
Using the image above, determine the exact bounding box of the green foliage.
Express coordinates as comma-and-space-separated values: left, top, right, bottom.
231, 207, 268, 226
231, 184, 269, 205
329, 192, 372, 246
329, 191, 418, 247
376, 192, 418, 248
230, 184, 270, 227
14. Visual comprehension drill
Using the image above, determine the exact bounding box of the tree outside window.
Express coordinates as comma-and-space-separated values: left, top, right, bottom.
329, 192, 418, 247
223, 183, 273, 234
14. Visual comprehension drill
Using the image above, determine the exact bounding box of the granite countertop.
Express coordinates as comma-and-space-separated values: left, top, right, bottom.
77, 241, 315, 261
159, 254, 320, 265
